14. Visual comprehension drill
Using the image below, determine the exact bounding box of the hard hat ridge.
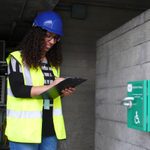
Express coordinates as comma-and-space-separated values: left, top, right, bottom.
33, 11, 63, 36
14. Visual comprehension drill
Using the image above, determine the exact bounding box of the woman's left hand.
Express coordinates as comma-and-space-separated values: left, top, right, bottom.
61, 87, 76, 97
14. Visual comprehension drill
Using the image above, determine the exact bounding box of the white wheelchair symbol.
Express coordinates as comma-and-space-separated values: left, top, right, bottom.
134, 111, 140, 124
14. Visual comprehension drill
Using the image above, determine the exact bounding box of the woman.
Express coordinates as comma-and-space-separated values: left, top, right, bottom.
5, 11, 75, 150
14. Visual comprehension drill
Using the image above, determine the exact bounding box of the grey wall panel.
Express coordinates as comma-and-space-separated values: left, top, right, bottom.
96, 8, 150, 150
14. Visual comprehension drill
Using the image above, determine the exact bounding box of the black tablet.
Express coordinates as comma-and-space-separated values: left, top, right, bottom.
42, 77, 87, 99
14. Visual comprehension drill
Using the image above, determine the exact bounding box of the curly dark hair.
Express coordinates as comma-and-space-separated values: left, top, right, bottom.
16, 26, 62, 69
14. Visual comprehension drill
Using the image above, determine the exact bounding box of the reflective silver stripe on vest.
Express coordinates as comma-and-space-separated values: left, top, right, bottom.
7, 65, 10, 75
11, 57, 17, 72
7, 88, 14, 97
7, 109, 42, 118
53, 109, 62, 116
24, 66, 32, 85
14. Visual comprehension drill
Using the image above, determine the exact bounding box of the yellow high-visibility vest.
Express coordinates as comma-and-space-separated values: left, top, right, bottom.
5, 51, 66, 143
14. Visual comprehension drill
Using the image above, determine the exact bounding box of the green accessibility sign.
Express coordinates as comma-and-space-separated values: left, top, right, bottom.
122, 80, 150, 132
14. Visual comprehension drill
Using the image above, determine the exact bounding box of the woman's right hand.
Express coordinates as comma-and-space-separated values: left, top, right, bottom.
31, 77, 65, 97
52, 77, 65, 86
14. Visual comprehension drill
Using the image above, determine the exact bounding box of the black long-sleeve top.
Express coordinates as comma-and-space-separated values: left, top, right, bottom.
8, 56, 56, 137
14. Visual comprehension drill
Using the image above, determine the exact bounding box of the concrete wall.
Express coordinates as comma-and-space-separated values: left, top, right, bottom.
56, 5, 142, 150
96, 9, 150, 150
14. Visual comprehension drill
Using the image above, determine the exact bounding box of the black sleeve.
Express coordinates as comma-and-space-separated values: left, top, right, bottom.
8, 57, 32, 98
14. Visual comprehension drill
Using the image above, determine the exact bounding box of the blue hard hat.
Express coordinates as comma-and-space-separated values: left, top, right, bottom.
33, 11, 63, 36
